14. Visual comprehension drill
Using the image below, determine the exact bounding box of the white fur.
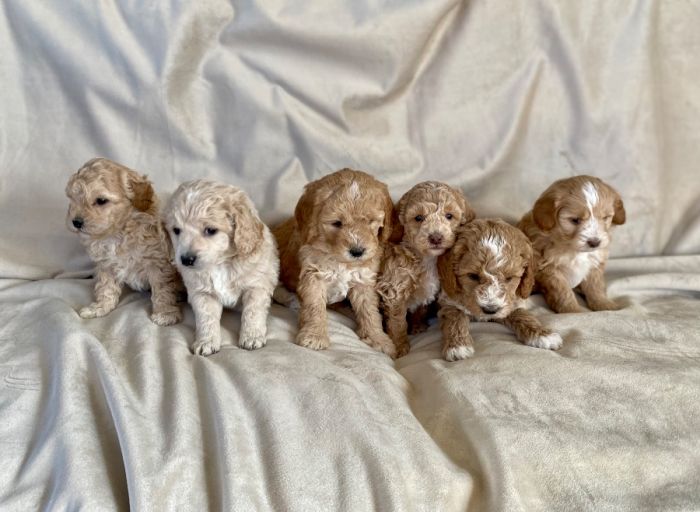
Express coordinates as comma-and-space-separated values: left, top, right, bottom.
482, 234, 505, 266
477, 271, 506, 311
349, 180, 361, 200
444, 344, 474, 361
563, 250, 603, 288
580, 181, 603, 243
582, 181, 599, 209
408, 256, 440, 312
525, 332, 563, 350
318, 263, 375, 304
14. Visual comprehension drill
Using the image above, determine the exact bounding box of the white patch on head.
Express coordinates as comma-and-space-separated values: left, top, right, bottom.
349, 181, 360, 200
481, 234, 506, 266
525, 332, 563, 350
582, 181, 599, 209
444, 344, 474, 361
580, 181, 602, 245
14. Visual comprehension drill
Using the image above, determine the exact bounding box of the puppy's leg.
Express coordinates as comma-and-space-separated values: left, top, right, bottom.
239, 287, 271, 350
297, 273, 330, 350
500, 308, 562, 350
384, 300, 410, 358
438, 305, 474, 361
408, 304, 429, 335
190, 293, 223, 356
348, 284, 396, 358
580, 266, 620, 311
149, 269, 182, 326
80, 270, 123, 318
537, 272, 585, 314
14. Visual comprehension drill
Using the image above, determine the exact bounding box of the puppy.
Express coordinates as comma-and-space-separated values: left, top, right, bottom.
274, 169, 396, 357
377, 181, 475, 357
437, 219, 563, 361
65, 158, 181, 325
164, 180, 279, 356
518, 175, 626, 313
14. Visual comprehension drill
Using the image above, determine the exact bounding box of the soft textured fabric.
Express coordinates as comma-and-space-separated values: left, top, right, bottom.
1, 1, 699, 510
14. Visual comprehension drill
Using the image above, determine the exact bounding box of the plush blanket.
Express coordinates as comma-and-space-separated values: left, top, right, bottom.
1, 1, 699, 510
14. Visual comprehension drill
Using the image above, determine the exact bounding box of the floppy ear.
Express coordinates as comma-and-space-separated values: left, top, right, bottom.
387, 205, 403, 243
378, 187, 396, 243
121, 168, 157, 214
294, 183, 319, 245
532, 188, 558, 231
229, 195, 265, 256
437, 250, 459, 298
517, 244, 537, 299
449, 186, 476, 225
612, 191, 626, 225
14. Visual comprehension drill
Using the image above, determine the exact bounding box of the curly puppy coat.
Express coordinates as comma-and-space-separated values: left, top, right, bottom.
438, 219, 563, 361
273, 169, 396, 357
518, 175, 626, 313
377, 181, 475, 357
65, 158, 181, 326
164, 180, 279, 356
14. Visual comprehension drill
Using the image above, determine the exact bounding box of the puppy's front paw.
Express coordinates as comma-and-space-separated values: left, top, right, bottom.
150, 309, 181, 326
239, 330, 266, 350
192, 337, 221, 356
395, 341, 411, 358
587, 298, 622, 312
79, 303, 110, 319
443, 344, 475, 361
363, 332, 397, 358
297, 329, 330, 350
525, 332, 563, 350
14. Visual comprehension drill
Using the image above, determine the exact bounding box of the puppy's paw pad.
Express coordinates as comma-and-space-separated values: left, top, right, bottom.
444, 344, 474, 361
297, 331, 330, 351
527, 332, 563, 350
192, 339, 220, 356
239, 332, 266, 350
150, 310, 181, 326
79, 305, 107, 319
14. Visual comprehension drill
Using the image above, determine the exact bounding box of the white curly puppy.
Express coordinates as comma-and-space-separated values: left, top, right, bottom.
66, 158, 182, 326
164, 180, 279, 356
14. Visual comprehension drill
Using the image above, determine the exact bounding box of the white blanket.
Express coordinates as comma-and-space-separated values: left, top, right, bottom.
1, 1, 699, 510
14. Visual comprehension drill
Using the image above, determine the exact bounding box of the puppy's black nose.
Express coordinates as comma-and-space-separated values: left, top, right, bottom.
587, 238, 601, 248
72, 218, 84, 229
481, 305, 500, 315
428, 233, 443, 246
349, 246, 365, 258
180, 254, 197, 267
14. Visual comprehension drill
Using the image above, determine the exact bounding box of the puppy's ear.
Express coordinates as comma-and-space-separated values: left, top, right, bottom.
612, 191, 626, 225
121, 168, 157, 214
387, 206, 403, 243
532, 188, 558, 231
449, 185, 476, 226
229, 195, 265, 256
379, 186, 396, 243
437, 250, 458, 298
294, 182, 319, 244
517, 244, 537, 299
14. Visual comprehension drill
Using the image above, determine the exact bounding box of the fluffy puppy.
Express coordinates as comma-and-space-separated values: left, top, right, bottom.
274, 169, 396, 357
437, 219, 563, 361
164, 180, 279, 356
65, 158, 181, 325
518, 175, 625, 313
377, 181, 475, 357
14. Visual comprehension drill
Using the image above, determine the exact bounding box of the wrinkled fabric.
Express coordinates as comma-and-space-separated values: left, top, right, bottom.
1, 1, 700, 511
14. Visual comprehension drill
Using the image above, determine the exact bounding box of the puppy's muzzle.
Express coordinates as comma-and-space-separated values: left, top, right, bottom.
180, 253, 197, 267
428, 233, 443, 247
72, 217, 84, 230
481, 305, 501, 315
349, 246, 365, 258
586, 238, 601, 249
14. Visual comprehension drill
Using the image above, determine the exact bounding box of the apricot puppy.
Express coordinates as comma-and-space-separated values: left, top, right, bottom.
65, 158, 181, 325
438, 219, 563, 361
164, 180, 279, 356
274, 169, 396, 357
518, 175, 626, 313
377, 181, 475, 357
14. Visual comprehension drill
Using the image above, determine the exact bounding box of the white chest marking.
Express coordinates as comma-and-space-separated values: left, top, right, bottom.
320, 265, 374, 304
565, 251, 600, 288
408, 256, 440, 312
211, 266, 240, 306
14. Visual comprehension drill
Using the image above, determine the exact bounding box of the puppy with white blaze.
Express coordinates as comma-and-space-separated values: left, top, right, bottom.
164, 180, 279, 356
518, 175, 626, 313
438, 219, 563, 361
65, 158, 182, 326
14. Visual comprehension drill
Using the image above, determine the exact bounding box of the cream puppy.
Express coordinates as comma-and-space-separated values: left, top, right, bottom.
164, 180, 279, 356
65, 158, 181, 325
518, 175, 626, 313
438, 219, 563, 361
377, 181, 475, 357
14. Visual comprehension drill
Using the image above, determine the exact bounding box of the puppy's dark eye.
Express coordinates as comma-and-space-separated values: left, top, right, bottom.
332, 220, 342, 228
467, 273, 480, 282
506, 276, 515, 283
204, 227, 218, 236
95, 197, 109, 206
415, 215, 425, 222
445, 213, 453, 220
172, 227, 180, 236
570, 217, 581, 225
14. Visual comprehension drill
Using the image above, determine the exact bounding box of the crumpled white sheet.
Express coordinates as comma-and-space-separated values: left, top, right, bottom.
1, 0, 699, 510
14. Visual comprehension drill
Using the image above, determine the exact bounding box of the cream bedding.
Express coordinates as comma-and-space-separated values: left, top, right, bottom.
1, 1, 699, 510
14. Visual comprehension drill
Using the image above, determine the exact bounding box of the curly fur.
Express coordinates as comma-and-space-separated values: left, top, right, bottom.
164, 180, 279, 356
517, 175, 626, 313
65, 158, 182, 326
377, 181, 475, 357
273, 169, 396, 357
437, 219, 562, 361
